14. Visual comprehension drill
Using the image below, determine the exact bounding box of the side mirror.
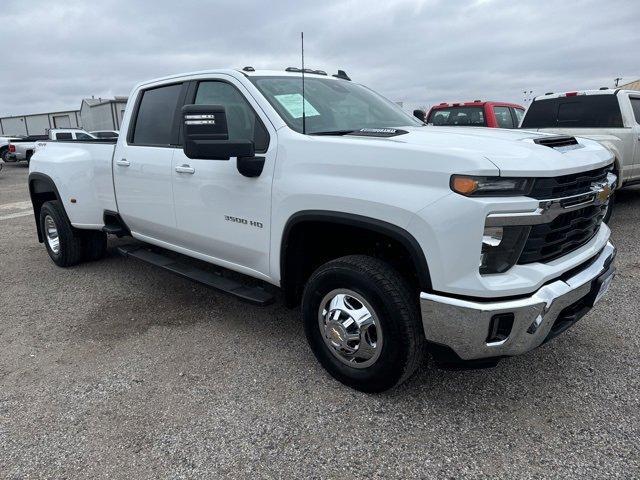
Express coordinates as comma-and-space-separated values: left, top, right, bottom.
182, 104, 254, 160
413, 109, 426, 122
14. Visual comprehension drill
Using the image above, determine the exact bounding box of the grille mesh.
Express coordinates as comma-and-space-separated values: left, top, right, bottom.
518, 204, 606, 264
528, 166, 610, 199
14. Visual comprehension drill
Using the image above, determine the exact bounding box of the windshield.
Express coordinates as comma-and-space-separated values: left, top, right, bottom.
249, 76, 422, 134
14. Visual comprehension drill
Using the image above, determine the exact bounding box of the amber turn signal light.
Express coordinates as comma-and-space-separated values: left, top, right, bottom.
451, 176, 479, 195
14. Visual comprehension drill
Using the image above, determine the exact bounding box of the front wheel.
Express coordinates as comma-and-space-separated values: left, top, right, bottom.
302, 255, 425, 392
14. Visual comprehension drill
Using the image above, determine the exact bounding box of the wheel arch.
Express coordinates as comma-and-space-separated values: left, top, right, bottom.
28, 172, 65, 242
280, 210, 432, 307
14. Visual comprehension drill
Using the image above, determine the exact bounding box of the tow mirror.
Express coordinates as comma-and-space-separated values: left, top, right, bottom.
413, 109, 426, 122
182, 104, 254, 160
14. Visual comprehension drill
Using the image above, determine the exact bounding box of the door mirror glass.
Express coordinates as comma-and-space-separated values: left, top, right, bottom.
182, 104, 255, 160
413, 109, 426, 122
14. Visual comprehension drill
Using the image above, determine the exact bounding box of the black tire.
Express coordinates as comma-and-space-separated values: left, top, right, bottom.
302, 255, 424, 392
39, 200, 83, 267
81, 230, 107, 261
0, 147, 12, 162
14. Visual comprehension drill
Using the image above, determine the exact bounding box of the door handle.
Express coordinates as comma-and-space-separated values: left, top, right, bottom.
175, 164, 195, 174
116, 158, 130, 167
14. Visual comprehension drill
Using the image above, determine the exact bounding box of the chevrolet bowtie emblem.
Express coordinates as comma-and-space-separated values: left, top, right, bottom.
597, 184, 612, 203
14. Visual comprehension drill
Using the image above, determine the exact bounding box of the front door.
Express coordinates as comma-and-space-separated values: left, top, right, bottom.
114, 82, 185, 242
171, 77, 276, 277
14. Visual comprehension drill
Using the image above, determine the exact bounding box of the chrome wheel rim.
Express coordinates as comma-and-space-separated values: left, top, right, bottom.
44, 215, 60, 254
318, 289, 383, 369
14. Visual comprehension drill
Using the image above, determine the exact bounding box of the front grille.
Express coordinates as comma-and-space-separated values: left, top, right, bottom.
518, 204, 606, 264
528, 166, 610, 199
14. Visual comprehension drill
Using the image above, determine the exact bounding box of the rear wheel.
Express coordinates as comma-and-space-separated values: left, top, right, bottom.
0, 147, 12, 162
302, 255, 424, 392
39, 200, 83, 267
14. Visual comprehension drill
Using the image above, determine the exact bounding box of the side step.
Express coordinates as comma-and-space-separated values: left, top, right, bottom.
116, 245, 275, 306
102, 224, 126, 235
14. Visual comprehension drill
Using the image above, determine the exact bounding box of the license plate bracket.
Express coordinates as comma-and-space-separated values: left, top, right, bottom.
586, 266, 616, 307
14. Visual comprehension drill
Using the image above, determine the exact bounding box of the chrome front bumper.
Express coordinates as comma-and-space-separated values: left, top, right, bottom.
420, 242, 616, 360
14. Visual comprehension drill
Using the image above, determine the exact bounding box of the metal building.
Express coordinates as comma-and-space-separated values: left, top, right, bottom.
0, 96, 128, 136
79, 96, 128, 132
0, 109, 80, 136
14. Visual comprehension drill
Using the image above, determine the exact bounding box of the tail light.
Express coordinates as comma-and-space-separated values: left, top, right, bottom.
9, 144, 15, 152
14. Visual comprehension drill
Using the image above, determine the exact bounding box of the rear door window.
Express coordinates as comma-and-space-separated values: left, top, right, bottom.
56, 133, 72, 140
131, 83, 183, 146
521, 95, 623, 128
493, 106, 515, 128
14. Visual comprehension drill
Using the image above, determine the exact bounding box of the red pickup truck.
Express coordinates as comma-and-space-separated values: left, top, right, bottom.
426, 101, 525, 128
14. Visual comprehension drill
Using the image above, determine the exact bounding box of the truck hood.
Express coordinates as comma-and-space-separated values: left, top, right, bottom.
342, 126, 614, 177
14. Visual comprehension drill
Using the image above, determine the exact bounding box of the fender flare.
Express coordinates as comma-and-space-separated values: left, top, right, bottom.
280, 210, 433, 293
28, 172, 66, 242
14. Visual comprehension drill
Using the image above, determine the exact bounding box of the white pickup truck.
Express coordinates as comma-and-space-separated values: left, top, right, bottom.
521, 89, 640, 192
7, 129, 96, 164
29, 68, 617, 391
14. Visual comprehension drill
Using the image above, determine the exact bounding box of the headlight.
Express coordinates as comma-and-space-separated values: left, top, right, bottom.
451, 175, 533, 197
480, 226, 530, 274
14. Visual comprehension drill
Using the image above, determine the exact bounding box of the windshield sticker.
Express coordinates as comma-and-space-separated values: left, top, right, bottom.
274, 94, 320, 119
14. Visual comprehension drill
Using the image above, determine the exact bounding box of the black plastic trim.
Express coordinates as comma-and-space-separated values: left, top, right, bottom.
28, 172, 65, 242
280, 210, 432, 292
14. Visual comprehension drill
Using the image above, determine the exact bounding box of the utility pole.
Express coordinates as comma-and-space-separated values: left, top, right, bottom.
614, 77, 622, 87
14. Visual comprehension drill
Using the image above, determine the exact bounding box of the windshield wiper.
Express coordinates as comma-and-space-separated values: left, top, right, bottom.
308, 130, 356, 136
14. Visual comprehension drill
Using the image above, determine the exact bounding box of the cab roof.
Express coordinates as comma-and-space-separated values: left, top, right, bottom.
136, 68, 349, 89
534, 88, 635, 100
430, 100, 524, 110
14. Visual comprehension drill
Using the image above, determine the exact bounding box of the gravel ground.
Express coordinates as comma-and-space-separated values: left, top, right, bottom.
0, 162, 638, 479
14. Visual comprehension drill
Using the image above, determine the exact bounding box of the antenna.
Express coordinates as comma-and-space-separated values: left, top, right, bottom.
301, 32, 306, 134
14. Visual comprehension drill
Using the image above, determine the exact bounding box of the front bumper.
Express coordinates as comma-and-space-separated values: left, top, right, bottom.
420, 242, 616, 360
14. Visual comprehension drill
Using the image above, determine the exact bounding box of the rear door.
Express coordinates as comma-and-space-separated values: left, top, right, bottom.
113, 82, 186, 242
170, 76, 276, 277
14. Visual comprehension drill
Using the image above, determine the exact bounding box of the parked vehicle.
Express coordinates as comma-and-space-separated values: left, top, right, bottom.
47, 128, 96, 141
1, 136, 24, 162
28, 68, 616, 392
426, 101, 525, 128
90, 130, 119, 139
7, 135, 48, 164
521, 89, 640, 189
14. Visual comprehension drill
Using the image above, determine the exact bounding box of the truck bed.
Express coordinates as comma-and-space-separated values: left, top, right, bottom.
30, 141, 118, 228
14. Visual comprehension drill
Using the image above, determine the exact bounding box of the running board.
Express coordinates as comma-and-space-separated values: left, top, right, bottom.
102, 224, 126, 235
117, 245, 275, 306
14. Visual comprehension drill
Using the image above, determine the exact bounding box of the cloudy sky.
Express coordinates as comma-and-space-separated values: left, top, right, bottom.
1, 0, 638, 117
